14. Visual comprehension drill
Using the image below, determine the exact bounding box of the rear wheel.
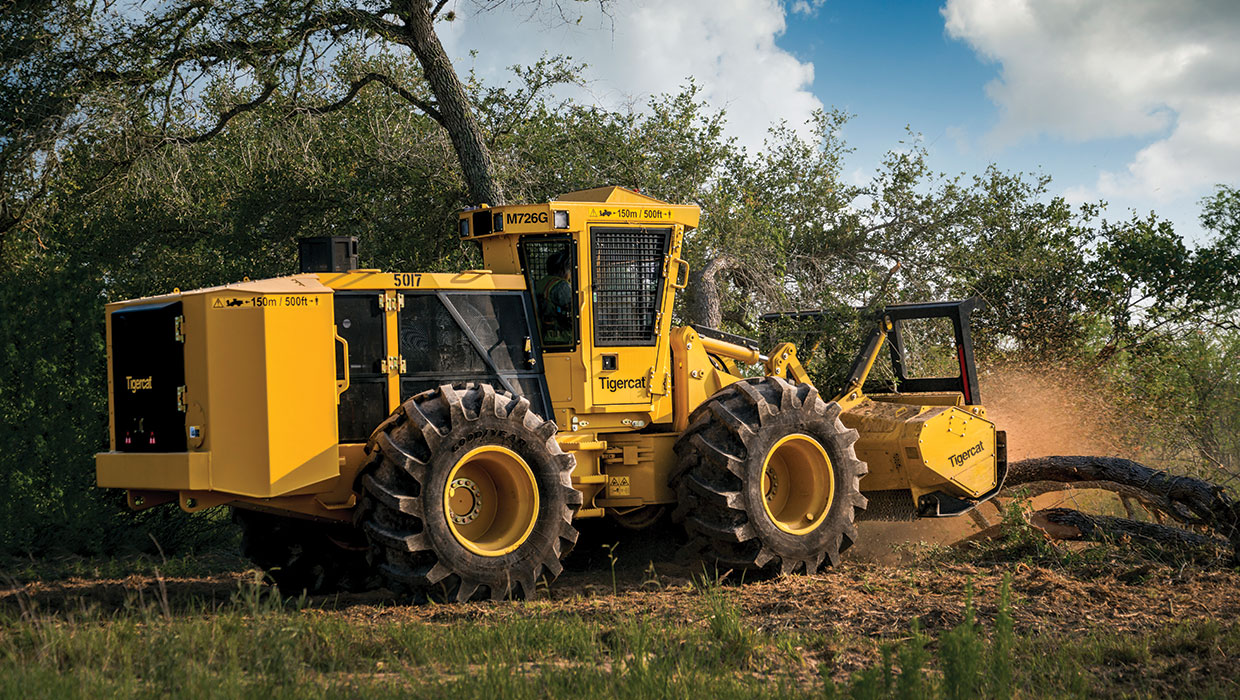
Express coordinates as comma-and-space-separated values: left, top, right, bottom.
357, 383, 581, 602
672, 377, 868, 574
234, 509, 379, 595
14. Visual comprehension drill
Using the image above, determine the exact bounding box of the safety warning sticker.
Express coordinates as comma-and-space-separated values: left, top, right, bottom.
607, 475, 631, 497
211, 295, 321, 310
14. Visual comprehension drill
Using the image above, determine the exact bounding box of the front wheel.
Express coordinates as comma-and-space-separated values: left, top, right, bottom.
671, 377, 868, 574
357, 383, 581, 602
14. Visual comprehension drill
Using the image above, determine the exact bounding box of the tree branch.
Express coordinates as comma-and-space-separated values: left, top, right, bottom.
162, 82, 278, 145
289, 71, 442, 124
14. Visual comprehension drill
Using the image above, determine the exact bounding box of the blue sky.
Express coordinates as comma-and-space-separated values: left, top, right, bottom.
440, 1, 1240, 240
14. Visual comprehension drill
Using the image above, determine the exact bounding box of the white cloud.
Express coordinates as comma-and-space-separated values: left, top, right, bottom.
943, 0, 1240, 207
791, 0, 826, 16
437, 0, 822, 151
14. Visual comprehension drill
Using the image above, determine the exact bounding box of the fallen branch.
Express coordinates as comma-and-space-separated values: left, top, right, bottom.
1030, 508, 1225, 550
1001, 456, 1240, 561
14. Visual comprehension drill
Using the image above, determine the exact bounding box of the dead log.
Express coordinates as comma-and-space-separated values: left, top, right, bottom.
1031, 508, 1224, 550
1002, 456, 1240, 560
1000, 479, 1167, 520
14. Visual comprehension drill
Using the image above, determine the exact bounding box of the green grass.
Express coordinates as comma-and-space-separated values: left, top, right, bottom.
1, 574, 1237, 699
0, 550, 247, 584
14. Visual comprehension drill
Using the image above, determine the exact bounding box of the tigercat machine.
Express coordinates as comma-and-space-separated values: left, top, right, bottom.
96, 186, 1005, 600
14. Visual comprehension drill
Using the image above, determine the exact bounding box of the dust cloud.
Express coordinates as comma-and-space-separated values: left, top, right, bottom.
850, 364, 1129, 562
980, 364, 1125, 461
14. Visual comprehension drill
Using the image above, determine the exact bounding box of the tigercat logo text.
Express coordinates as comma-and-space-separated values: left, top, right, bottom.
598, 376, 648, 392
126, 376, 153, 393
948, 441, 986, 468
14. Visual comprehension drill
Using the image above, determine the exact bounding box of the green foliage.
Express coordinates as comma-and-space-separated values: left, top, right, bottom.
3, 565, 1239, 698
2, 20, 1239, 555
989, 575, 1014, 700
939, 583, 984, 700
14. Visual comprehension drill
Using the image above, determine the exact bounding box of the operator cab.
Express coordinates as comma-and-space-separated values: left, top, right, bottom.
457, 187, 700, 430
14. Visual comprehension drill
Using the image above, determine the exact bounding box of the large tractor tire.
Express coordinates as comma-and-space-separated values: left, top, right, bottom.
234, 508, 379, 595
671, 377, 868, 575
357, 383, 581, 602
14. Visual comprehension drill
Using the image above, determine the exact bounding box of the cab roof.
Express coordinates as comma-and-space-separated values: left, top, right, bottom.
458, 186, 700, 239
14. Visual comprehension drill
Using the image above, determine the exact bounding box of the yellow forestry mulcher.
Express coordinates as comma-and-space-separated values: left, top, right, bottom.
96, 187, 1006, 600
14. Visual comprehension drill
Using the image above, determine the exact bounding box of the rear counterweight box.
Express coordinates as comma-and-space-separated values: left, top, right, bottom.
97, 275, 341, 499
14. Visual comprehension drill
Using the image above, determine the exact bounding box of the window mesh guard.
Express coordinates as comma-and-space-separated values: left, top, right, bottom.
592, 227, 669, 345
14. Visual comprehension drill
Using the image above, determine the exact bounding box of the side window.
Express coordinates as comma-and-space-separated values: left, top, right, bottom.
521, 237, 577, 351
591, 227, 670, 346
396, 291, 552, 419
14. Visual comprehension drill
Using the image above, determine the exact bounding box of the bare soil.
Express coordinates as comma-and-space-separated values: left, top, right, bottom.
5, 526, 1237, 641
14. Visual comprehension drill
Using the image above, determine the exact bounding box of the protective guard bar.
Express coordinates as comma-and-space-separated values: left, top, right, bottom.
884, 298, 982, 405
760, 298, 985, 404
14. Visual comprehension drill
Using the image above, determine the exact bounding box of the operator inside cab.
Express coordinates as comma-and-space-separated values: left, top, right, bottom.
535, 248, 574, 346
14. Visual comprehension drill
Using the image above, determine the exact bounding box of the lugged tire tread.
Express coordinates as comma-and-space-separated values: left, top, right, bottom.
671, 377, 868, 576
358, 383, 580, 602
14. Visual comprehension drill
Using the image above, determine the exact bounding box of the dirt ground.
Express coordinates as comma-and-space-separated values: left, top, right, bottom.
6, 520, 1238, 639
6, 364, 1234, 690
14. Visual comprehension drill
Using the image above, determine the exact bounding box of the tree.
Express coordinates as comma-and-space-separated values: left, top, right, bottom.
1, 0, 617, 247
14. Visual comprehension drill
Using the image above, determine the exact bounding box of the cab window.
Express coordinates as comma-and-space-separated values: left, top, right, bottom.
520, 237, 578, 351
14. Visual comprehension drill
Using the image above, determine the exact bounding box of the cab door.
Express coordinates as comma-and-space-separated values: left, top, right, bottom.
587, 225, 677, 409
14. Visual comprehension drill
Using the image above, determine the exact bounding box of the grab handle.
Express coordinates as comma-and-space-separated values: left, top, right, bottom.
335, 330, 350, 399
670, 258, 691, 290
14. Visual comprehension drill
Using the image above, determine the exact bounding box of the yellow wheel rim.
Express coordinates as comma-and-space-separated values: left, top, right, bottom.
761, 433, 834, 535
444, 446, 539, 557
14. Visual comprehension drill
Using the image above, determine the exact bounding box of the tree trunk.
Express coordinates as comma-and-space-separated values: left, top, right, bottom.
1002, 456, 1240, 560
1029, 508, 1224, 550
685, 255, 735, 327
404, 2, 504, 206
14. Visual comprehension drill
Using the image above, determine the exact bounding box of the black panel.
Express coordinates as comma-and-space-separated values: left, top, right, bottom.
453, 294, 533, 371
337, 379, 389, 443
111, 302, 187, 452
511, 376, 551, 420
591, 227, 670, 346
335, 293, 385, 375
299, 236, 358, 273
335, 293, 388, 442
400, 294, 489, 374
401, 377, 449, 402
399, 291, 553, 421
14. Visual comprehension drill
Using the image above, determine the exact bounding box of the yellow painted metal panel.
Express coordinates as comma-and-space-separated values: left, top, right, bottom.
96, 451, 211, 490
318, 270, 526, 291
592, 346, 660, 406
543, 354, 576, 403
174, 277, 341, 498
598, 432, 677, 503
913, 407, 997, 498
842, 399, 922, 491
262, 292, 341, 494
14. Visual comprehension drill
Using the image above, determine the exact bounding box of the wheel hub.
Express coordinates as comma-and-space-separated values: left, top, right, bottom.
443, 446, 540, 557
761, 433, 834, 535
448, 478, 483, 525
764, 470, 779, 502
